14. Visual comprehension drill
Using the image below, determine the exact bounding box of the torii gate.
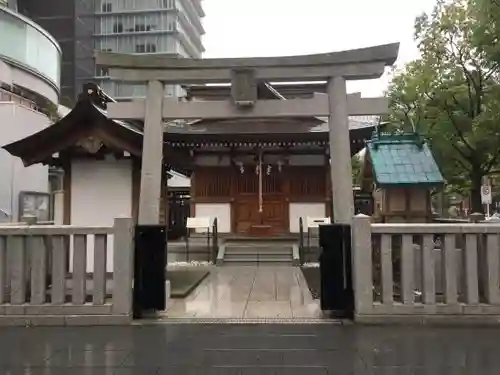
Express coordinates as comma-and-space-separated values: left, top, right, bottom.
95, 43, 399, 226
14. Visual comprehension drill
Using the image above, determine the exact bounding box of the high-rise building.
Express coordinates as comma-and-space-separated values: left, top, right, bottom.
94, 0, 205, 100
16, 0, 94, 106
0, 3, 62, 221
17, 0, 205, 102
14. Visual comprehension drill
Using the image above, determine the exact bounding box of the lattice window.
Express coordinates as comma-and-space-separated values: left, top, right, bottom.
289, 167, 326, 197
236, 170, 257, 194
194, 168, 232, 197
263, 172, 283, 194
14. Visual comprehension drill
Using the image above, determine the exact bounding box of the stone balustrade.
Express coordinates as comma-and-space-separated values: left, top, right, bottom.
352, 214, 500, 324
0, 218, 134, 326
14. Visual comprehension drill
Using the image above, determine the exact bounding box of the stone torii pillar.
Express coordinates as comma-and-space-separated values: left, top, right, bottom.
328, 76, 354, 224
138, 80, 164, 225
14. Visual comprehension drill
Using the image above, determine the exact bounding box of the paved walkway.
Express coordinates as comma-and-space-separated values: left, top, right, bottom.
165, 266, 321, 319
2, 324, 500, 374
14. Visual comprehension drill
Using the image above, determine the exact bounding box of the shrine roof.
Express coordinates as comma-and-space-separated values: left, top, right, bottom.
2, 84, 145, 166
3, 83, 379, 167
366, 132, 444, 187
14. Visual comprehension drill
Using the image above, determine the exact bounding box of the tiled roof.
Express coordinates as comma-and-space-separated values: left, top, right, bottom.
367, 132, 444, 187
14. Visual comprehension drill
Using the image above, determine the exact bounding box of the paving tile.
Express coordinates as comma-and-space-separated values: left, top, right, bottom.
43, 349, 130, 367
2, 324, 500, 374
204, 349, 282, 367
157, 367, 245, 375
0, 368, 150, 375
278, 368, 329, 375
244, 301, 292, 318
121, 348, 207, 367
163, 266, 319, 319
0, 345, 57, 367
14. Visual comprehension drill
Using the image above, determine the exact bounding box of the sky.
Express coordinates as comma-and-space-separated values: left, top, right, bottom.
201, 0, 437, 97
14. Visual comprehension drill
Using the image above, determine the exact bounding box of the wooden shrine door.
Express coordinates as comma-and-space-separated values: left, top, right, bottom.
233, 169, 288, 235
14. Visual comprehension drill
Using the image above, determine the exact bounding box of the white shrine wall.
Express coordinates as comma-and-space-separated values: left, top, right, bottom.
193, 203, 231, 233
70, 157, 133, 272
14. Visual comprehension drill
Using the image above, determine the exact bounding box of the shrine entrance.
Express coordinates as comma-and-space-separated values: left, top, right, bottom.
94, 43, 399, 316
233, 163, 288, 236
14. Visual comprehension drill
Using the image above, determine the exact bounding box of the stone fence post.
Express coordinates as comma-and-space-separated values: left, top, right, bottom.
112, 217, 134, 317
351, 214, 373, 316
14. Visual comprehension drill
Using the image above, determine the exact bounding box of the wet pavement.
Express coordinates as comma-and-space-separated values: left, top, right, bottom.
1, 323, 499, 374
165, 266, 321, 319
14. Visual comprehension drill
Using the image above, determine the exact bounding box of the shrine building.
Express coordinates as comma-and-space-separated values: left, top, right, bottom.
4, 82, 381, 236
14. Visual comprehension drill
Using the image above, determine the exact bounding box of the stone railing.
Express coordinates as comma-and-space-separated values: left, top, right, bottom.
352, 215, 500, 324
0, 218, 134, 326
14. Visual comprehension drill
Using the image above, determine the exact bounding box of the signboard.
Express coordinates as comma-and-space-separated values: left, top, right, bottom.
18, 191, 51, 222
481, 185, 492, 205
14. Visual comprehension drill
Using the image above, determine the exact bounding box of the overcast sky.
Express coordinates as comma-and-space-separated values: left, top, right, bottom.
201, 0, 437, 97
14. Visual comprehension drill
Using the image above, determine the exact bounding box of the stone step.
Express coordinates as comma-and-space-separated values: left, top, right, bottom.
224, 252, 292, 260
220, 240, 296, 265
224, 247, 292, 255
222, 261, 292, 266
224, 259, 292, 265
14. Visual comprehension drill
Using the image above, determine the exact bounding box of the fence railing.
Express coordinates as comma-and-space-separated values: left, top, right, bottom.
212, 217, 219, 263
352, 214, 500, 323
0, 217, 134, 326
298, 217, 305, 265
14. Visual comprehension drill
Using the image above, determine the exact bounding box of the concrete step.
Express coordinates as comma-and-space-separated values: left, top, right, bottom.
224, 253, 292, 260
224, 247, 292, 255
220, 241, 296, 265
224, 249, 293, 264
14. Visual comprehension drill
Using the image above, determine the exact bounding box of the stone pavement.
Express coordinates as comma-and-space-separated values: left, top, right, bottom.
165, 266, 321, 319
1, 324, 500, 374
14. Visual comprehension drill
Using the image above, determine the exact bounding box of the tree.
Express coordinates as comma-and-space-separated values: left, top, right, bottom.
387, 0, 500, 212
470, 0, 500, 64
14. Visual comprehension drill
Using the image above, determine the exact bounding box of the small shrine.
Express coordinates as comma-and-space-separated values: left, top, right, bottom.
359, 132, 444, 223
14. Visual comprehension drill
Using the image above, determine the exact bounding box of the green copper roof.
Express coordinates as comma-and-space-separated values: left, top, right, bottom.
367, 132, 444, 187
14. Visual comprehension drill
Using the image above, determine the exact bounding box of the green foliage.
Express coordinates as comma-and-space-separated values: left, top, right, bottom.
387, 0, 500, 212
45, 102, 61, 123
470, 0, 500, 64
352, 155, 363, 185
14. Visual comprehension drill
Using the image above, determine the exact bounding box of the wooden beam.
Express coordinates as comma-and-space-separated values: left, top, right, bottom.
93, 128, 142, 156
108, 62, 387, 83
106, 94, 388, 120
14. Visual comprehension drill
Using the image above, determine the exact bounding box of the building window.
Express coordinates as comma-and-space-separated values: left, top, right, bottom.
97, 67, 109, 77
162, 0, 174, 9
135, 24, 146, 32
113, 23, 123, 33
102, 3, 112, 12
135, 44, 157, 53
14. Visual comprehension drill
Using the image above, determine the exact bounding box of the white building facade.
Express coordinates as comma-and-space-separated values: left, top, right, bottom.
0, 5, 61, 221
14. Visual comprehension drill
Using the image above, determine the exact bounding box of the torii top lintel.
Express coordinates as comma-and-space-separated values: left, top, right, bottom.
94, 43, 400, 84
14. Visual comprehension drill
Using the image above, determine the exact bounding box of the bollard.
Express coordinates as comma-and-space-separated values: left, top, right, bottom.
133, 225, 166, 318
318, 223, 354, 319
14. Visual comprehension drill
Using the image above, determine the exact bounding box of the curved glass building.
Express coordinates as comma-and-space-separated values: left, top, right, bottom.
0, 3, 61, 222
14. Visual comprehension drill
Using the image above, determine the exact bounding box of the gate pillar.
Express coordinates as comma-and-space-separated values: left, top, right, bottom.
327, 76, 355, 224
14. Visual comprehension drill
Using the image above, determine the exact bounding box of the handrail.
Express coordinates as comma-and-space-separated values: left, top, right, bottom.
212, 217, 219, 263
298, 217, 305, 265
